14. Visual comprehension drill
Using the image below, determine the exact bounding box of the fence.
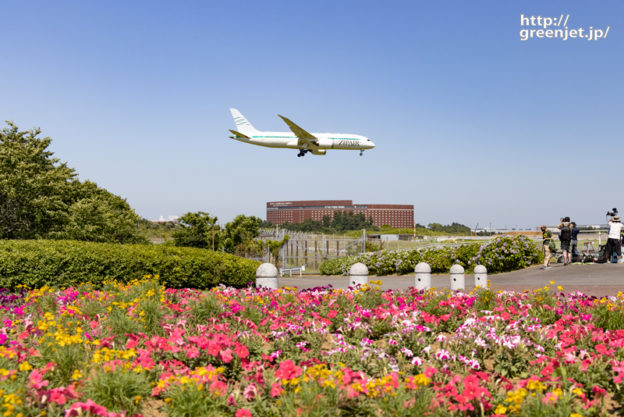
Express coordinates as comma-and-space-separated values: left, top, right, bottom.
256, 230, 364, 272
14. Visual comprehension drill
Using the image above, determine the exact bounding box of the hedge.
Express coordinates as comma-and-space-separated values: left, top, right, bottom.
0, 240, 260, 290
320, 235, 542, 275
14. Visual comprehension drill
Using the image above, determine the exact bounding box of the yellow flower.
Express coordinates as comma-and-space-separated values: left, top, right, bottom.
71, 369, 83, 380
18, 361, 33, 372
494, 404, 507, 414
526, 379, 546, 391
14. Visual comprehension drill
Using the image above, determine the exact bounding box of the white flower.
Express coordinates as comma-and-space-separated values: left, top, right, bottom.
435, 349, 451, 360
401, 347, 414, 357
411, 356, 423, 365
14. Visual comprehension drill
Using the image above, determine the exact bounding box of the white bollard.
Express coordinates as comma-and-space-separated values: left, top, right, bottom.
450, 264, 465, 291
349, 262, 369, 287
256, 263, 278, 289
474, 265, 487, 288
414, 262, 431, 290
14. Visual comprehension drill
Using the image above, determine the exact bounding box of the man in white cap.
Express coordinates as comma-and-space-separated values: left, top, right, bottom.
606, 215, 624, 263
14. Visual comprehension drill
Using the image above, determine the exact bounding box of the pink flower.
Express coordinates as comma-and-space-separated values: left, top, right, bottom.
220, 348, 233, 363
209, 380, 227, 397
236, 409, 252, 417
65, 399, 108, 417
187, 346, 200, 359
424, 367, 437, 378
234, 344, 249, 359
29, 369, 49, 389
243, 383, 257, 400
270, 382, 284, 397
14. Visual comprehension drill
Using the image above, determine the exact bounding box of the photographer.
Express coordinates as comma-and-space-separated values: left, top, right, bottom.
606, 214, 624, 263
558, 217, 572, 265
540, 225, 553, 269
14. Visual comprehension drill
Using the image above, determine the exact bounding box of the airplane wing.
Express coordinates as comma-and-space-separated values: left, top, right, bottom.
229, 129, 250, 139
278, 115, 319, 147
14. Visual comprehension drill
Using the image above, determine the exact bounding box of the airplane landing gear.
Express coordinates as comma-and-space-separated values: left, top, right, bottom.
297, 149, 309, 157
360, 150, 364, 156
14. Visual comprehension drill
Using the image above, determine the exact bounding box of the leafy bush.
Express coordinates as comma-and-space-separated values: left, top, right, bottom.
320, 236, 540, 275
0, 239, 259, 289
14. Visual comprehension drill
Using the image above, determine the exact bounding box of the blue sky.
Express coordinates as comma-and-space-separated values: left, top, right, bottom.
1, 1, 622, 228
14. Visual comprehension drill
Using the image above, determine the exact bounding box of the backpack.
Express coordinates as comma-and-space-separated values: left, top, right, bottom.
560, 226, 571, 242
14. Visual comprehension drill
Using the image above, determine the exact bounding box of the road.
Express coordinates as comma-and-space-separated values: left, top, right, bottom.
278, 263, 624, 296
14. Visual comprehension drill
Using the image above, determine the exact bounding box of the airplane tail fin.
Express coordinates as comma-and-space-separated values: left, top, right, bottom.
230, 108, 258, 134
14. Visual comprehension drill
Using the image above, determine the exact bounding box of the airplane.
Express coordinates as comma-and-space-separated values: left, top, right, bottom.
228, 108, 375, 157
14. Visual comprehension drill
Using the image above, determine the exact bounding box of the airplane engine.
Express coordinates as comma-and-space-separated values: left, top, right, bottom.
310, 149, 327, 155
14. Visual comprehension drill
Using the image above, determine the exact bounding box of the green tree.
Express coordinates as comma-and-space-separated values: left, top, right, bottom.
173, 212, 220, 249
265, 235, 289, 266
0, 122, 76, 239
0, 122, 143, 242
222, 215, 262, 255
53, 181, 145, 243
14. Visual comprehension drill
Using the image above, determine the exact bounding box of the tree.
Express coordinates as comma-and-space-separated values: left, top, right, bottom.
54, 181, 145, 243
0, 122, 76, 239
222, 215, 262, 255
0, 122, 144, 242
173, 212, 220, 249
265, 235, 289, 266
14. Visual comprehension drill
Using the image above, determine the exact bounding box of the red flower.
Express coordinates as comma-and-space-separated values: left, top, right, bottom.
275, 360, 302, 380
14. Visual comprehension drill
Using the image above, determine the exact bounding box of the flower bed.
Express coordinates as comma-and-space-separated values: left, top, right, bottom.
0, 278, 623, 416
320, 236, 542, 275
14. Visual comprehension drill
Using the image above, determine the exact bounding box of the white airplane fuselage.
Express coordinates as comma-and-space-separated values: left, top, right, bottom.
231, 131, 373, 151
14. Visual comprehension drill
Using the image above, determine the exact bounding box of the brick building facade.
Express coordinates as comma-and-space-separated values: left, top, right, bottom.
266, 200, 414, 228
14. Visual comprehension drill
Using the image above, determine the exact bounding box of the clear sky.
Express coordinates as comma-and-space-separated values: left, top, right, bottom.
1, 1, 622, 228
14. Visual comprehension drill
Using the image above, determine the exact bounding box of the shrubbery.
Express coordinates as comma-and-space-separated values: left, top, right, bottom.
320, 236, 541, 275
0, 240, 259, 290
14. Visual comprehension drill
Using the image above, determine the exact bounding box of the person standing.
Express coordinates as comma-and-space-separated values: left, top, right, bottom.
606, 215, 624, 263
571, 222, 580, 261
558, 217, 572, 265
541, 225, 553, 269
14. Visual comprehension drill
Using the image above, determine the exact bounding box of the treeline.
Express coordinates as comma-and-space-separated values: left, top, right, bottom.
278, 211, 376, 233
417, 222, 472, 235
0, 122, 144, 243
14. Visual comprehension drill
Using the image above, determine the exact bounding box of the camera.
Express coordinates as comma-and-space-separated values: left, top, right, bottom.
607, 208, 619, 216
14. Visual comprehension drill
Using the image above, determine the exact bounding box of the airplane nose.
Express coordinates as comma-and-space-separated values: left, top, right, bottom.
368, 140, 375, 149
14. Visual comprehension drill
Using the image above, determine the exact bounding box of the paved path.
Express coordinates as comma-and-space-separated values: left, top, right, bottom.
279, 263, 624, 296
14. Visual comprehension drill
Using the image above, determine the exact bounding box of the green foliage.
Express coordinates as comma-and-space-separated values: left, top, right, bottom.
172, 211, 220, 249
427, 222, 472, 235
0, 122, 144, 243
0, 239, 260, 290
222, 214, 262, 255
85, 369, 152, 416
0, 122, 76, 238
266, 235, 289, 265
281, 211, 376, 233
137, 218, 179, 243
52, 181, 146, 243
320, 236, 541, 275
